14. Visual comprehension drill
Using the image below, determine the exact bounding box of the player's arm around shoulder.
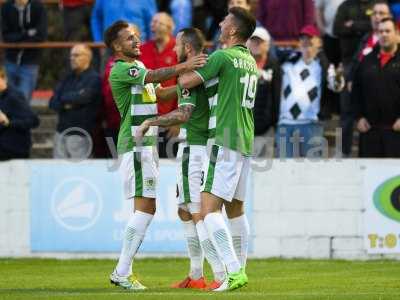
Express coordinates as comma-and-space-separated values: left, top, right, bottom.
179, 50, 225, 89
144, 54, 207, 84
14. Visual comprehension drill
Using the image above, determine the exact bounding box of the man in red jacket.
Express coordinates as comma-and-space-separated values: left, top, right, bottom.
140, 12, 179, 158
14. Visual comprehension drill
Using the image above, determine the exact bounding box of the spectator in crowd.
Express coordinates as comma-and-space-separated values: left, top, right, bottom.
333, 0, 374, 157
246, 27, 281, 157
352, 18, 400, 157
204, 0, 227, 40
356, 0, 392, 62
90, 0, 157, 42
155, 0, 192, 35
274, 25, 344, 158
211, 0, 266, 52
1, 0, 47, 102
191, 0, 227, 40
49, 44, 101, 159
140, 13, 179, 158
229, 0, 251, 14
0, 66, 39, 160
257, 0, 315, 41
334, 0, 375, 65
315, 0, 345, 124
192, 0, 209, 35
60, 0, 93, 41
315, 0, 344, 66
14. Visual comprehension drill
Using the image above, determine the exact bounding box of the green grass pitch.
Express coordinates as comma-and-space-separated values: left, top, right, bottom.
0, 258, 399, 300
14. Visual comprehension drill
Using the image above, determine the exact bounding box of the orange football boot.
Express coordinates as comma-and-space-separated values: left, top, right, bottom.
171, 276, 207, 289
204, 280, 223, 291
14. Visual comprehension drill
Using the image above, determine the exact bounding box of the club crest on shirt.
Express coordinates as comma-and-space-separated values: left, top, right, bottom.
181, 88, 191, 98
144, 177, 156, 191
128, 67, 140, 78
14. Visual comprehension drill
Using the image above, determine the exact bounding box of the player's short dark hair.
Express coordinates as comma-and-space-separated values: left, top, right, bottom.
379, 17, 397, 30
104, 20, 130, 52
229, 7, 256, 41
179, 27, 206, 53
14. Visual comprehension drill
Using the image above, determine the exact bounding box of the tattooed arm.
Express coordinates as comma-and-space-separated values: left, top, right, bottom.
144, 54, 207, 84
135, 105, 194, 138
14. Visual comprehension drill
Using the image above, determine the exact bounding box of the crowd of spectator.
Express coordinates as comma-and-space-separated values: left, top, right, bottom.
0, 0, 399, 160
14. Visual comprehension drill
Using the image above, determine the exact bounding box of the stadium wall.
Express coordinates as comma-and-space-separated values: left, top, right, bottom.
0, 159, 399, 260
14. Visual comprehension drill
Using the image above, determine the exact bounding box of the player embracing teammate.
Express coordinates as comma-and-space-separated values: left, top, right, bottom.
136, 27, 227, 290
178, 7, 257, 291
105, 6, 257, 293
104, 20, 207, 291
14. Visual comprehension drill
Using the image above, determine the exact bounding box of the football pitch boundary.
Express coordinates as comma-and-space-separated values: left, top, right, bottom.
1, 290, 399, 300
1, 258, 400, 300
2, 290, 399, 297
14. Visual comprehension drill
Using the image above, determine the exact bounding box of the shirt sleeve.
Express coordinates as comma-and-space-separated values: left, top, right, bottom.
177, 85, 197, 107
111, 62, 148, 86
195, 50, 226, 82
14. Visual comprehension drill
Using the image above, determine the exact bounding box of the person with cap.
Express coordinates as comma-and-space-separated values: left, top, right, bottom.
1, 0, 48, 102
273, 25, 344, 158
246, 27, 282, 157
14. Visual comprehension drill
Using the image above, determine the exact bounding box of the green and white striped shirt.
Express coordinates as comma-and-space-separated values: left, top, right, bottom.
109, 60, 159, 154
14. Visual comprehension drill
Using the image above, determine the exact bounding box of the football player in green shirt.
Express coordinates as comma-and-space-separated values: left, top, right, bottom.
178, 7, 257, 291
104, 20, 207, 291
136, 28, 226, 290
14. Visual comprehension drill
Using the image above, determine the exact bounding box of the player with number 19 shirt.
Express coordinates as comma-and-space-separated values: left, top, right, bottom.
194, 45, 258, 201
195, 46, 257, 156
178, 7, 258, 291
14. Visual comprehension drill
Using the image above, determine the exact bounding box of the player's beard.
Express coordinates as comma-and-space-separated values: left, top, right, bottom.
124, 48, 141, 59
178, 46, 187, 63
219, 30, 230, 46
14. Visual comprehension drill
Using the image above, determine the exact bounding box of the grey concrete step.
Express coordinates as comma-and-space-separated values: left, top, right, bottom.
32, 129, 54, 144
32, 105, 55, 115
37, 114, 57, 131
31, 142, 53, 158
